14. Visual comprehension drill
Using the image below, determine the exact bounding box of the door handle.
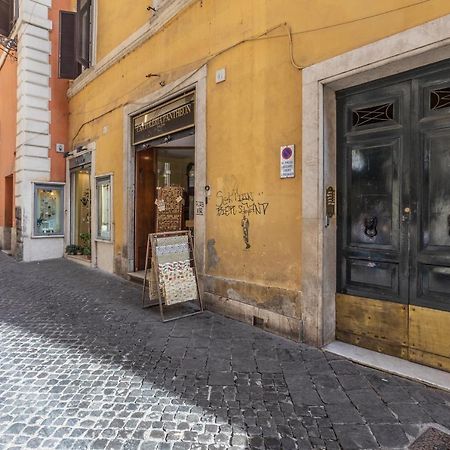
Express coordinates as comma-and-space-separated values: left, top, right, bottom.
364, 216, 378, 238
402, 207, 410, 223
448, 214, 450, 236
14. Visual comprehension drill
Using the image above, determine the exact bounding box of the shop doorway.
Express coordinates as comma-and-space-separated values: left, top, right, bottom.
134, 133, 195, 270
132, 91, 196, 272
70, 155, 92, 256
336, 60, 450, 365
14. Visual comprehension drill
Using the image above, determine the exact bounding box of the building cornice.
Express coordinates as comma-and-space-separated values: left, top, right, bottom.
67, 0, 196, 98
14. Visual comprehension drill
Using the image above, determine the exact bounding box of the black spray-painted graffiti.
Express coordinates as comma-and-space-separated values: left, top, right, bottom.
241, 215, 250, 249
216, 188, 269, 250
216, 188, 269, 217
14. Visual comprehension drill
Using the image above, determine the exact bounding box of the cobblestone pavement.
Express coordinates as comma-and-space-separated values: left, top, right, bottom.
0, 254, 449, 450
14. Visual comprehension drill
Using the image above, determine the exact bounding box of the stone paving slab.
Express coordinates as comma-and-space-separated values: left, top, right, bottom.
0, 253, 449, 449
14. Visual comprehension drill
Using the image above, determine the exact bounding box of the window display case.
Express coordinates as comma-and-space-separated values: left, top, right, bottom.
96, 176, 112, 240
34, 184, 64, 236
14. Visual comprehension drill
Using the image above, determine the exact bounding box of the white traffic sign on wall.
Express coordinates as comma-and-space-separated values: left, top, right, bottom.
280, 145, 295, 178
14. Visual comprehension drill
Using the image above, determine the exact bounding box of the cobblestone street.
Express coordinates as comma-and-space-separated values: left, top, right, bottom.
0, 254, 449, 449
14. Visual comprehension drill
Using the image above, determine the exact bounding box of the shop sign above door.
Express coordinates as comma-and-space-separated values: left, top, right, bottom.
133, 92, 195, 145
69, 151, 92, 170
280, 145, 295, 178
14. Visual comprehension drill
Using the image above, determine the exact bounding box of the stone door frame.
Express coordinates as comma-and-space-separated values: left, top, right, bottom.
123, 66, 207, 276
301, 15, 450, 346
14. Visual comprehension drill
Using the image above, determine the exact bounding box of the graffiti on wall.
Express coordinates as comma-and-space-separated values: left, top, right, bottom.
216, 188, 269, 217
241, 215, 251, 249
215, 187, 269, 249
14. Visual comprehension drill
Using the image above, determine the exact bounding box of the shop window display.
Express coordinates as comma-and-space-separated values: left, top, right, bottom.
71, 169, 91, 246
156, 148, 195, 224
96, 176, 111, 240
34, 184, 64, 236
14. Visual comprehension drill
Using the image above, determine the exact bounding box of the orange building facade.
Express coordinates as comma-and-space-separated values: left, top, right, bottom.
0, 53, 16, 252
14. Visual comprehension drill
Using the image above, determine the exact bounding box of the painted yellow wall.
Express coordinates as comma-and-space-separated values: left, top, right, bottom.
69, 0, 450, 292
95, 0, 150, 62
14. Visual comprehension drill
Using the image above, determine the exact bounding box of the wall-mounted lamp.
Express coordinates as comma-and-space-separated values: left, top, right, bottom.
0, 35, 17, 52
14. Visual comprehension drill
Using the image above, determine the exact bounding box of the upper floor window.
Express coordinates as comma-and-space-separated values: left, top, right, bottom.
59, 0, 95, 79
77, 0, 93, 69
0, 0, 18, 37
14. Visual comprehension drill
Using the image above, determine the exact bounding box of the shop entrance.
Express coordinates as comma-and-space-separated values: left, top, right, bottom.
336, 61, 450, 366
133, 92, 196, 272
134, 135, 195, 270
69, 153, 92, 256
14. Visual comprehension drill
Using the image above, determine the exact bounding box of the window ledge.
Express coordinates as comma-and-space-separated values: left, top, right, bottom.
31, 235, 64, 239
65, 254, 92, 267
95, 238, 113, 244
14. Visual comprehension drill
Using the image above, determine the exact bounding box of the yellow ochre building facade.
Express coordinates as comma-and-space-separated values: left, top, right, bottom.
66, 0, 450, 372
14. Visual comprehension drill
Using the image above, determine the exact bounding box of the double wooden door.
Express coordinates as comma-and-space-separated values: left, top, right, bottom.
337, 61, 450, 364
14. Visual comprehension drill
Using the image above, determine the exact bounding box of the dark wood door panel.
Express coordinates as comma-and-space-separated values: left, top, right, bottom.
338, 62, 450, 311
337, 60, 450, 370
419, 130, 450, 251
411, 121, 450, 310
337, 82, 410, 303
135, 149, 156, 271
346, 140, 401, 250
344, 258, 400, 300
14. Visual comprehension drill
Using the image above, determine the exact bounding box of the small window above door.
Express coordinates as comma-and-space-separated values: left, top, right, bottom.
352, 102, 394, 128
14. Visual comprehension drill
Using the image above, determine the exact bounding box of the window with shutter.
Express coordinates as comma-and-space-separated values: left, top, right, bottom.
0, 0, 12, 37
76, 0, 92, 69
59, 11, 81, 79
12, 0, 18, 22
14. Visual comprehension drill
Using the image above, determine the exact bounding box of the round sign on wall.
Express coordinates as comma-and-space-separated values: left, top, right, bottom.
282, 147, 293, 160
280, 144, 295, 178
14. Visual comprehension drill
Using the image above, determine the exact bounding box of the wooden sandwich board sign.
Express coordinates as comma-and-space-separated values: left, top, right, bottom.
141, 230, 203, 322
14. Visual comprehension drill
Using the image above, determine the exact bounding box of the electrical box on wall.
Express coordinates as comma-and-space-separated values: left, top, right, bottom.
215, 68, 226, 84
56, 143, 65, 153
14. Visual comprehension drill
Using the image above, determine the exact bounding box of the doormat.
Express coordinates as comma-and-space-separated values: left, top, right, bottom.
409, 427, 450, 449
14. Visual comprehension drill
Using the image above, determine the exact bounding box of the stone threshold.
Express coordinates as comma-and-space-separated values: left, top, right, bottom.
128, 270, 145, 281
324, 341, 450, 393
64, 254, 92, 268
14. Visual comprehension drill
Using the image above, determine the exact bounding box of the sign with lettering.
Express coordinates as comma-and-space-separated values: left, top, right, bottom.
69, 152, 92, 170
133, 92, 195, 145
195, 200, 205, 216
280, 145, 295, 178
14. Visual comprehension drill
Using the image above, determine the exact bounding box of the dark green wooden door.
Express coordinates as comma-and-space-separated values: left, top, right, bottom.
337, 61, 450, 313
